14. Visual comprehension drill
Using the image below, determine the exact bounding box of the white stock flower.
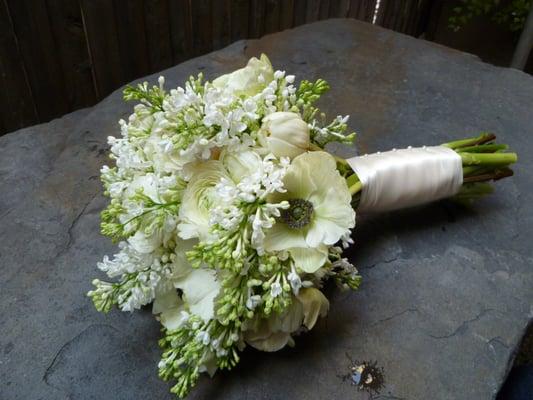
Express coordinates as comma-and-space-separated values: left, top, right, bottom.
261, 112, 310, 159
212, 54, 274, 97
263, 151, 355, 273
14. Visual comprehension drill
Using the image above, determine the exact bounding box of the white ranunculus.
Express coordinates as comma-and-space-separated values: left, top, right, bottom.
212, 54, 274, 97
220, 149, 263, 183
263, 151, 355, 273
177, 161, 229, 241
261, 112, 310, 159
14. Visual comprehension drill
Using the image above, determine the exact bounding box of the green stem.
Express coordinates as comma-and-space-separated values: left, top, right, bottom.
456, 144, 508, 153
441, 133, 496, 149
349, 181, 363, 195
122, 201, 179, 227
345, 173, 359, 188
462, 166, 490, 177
460, 152, 517, 167
462, 168, 513, 183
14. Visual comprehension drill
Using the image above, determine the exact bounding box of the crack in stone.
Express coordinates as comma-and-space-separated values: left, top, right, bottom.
42, 323, 119, 391
429, 309, 495, 340
55, 192, 98, 258
0, 206, 15, 221
488, 336, 509, 349
371, 307, 419, 327
373, 395, 407, 400
363, 256, 399, 270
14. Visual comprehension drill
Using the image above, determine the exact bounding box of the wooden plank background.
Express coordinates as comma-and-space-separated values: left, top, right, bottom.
0, 0, 433, 135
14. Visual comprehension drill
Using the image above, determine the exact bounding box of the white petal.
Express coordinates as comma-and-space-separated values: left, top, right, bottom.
152, 288, 180, 315
282, 152, 317, 199
128, 230, 160, 254
296, 288, 329, 329
263, 222, 307, 252
199, 351, 218, 377
246, 331, 292, 352
169, 239, 197, 280
313, 186, 354, 225
152, 288, 188, 331
313, 192, 355, 245
289, 245, 328, 273
304, 219, 324, 248
174, 268, 220, 322
212, 54, 273, 96
278, 299, 304, 333
160, 307, 189, 331
267, 137, 306, 159
298, 152, 338, 193
323, 218, 352, 245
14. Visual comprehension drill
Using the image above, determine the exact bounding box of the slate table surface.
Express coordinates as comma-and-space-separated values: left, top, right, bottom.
1, 19, 532, 400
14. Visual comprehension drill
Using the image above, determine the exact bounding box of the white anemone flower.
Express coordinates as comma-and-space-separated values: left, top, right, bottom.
263, 151, 355, 273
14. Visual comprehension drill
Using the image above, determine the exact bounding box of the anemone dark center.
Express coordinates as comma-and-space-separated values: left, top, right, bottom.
281, 198, 314, 229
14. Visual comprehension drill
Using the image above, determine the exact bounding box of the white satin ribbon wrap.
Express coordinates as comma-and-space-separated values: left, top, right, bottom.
347, 146, 463, 213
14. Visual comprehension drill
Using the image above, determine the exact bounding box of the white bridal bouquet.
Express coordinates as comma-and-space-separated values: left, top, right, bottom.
89, 55, 517, 397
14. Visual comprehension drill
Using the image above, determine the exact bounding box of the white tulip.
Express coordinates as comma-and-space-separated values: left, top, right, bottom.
262, 112, 310, 159
242, 287, 329, 351
212, 54, 274, 96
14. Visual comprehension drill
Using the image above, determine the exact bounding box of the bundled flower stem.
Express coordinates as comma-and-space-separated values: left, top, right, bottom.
88, 54, 518, 399
344, 132, 517, 208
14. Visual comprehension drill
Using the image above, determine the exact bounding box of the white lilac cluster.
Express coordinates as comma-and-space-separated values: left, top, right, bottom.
89, 54, 360, 398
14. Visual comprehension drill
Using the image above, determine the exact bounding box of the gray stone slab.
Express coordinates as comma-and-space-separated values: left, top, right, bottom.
1, 19, 532, 400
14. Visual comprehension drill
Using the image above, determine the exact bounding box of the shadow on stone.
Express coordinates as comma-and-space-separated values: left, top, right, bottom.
497, 323, 533, 400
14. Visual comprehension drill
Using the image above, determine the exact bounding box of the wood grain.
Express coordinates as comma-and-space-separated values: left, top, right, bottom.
0, 0, 37, 133
6, 0, 68, 120
0, 0, 440, 135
